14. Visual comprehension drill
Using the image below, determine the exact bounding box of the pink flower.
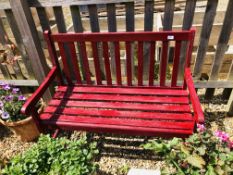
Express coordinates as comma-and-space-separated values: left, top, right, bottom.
18, 95, 26, 101
227, 141, 233, 149
197, 124, 205, 132
214, 130, 230, 142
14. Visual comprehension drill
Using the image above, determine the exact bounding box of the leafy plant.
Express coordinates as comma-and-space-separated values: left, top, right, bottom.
142, 125, 233, 175
117, 164, 130, 175
0, 83, 27, 122
2, 135, 99, 175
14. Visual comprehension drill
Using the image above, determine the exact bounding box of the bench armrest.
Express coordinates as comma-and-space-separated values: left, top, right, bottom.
21, 66, 58, 115
184, 68, 204, 123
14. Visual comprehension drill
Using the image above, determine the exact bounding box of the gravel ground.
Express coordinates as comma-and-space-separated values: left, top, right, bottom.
0, 88, 232, 174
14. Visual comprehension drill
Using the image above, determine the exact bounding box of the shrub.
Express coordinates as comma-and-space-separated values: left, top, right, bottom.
142, 125, 233, 175
2, 135, 99, 175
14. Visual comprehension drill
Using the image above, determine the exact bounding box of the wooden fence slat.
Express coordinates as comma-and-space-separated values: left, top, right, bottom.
53, 6, 76, 81
88, 5, 105, 78
125, 2, 135, 82
36, 7, 50, 31
107, 3, 117, 78
9, 0, 51, 101
193, 0, 218, 79
177, 0, 197, 80
223, 63, 233, 99
143, 0, 154, 80
0, 64, 12, 79
70, 5, 86, 80
227, 89, 233, 116
4, 9, 34, 79
205, 0, 233, 99
12, 61, 25, 79
163, 0, 175, 31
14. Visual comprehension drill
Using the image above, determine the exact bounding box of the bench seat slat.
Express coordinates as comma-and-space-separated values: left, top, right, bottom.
43, 106, 193, 121
40, 114, 194, 130
49, 100, 190, 112
53, 92, 189, 104
57, 86, 189, 96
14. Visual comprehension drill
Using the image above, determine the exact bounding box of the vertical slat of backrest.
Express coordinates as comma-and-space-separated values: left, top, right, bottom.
148, 41, 156, 86
4, 9, 34, 79
178, 0, 197, 80
193, 0, 218, 79
53, 6, 76, 81
44, 31, 63, 85
143, 0, 154, 80
171, 41, 181, 87
67, 42, 82, 84
88, 5, 105, 80
107, 3, 117, 78
91, 42, 102, 85
160, 41, 169, 86
206, 0, 233, 99
125, 2, 135, 84
58, 42, 72, 84
70, 5, 86, 81
79, 42, 91, 84
114, 41, 122, 85
102, 42, 112, 85
138, 41, 144, 86
125, 41, 132, 86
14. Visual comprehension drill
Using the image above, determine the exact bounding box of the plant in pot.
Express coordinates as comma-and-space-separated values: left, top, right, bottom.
0, 83, 41, 141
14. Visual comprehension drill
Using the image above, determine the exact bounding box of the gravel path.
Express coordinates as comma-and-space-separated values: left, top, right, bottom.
0, 88, 232, 174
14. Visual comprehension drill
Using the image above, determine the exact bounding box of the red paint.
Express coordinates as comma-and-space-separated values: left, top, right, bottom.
22, 29, 203, 138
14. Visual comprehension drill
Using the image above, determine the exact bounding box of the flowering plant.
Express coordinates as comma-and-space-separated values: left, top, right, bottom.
0, 83, 27, 122
143, 124, 233, 174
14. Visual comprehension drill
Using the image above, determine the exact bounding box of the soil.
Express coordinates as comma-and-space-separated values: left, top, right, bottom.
0, 88, 232, 175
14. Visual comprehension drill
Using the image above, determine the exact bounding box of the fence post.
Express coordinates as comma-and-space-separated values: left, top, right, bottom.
9, 0, 52, 102
227, 90, 233, 116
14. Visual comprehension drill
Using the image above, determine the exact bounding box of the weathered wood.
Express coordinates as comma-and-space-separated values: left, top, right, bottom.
205, 0, 233, 99
53, 6, 76, 81
227, 89, 233, 116
4, 9, 34, 79
9, 0, 51, 102
125, 2, 135, 81
0, 18, 8, 45
36, 7, 51, 31
107, 3, 117, 77
0, 79, 38, 86
177, 0, 196, 80
88, 5, 105, 78
0, 64, 12, 79
163, 0, 175, 30
70, 5, 86, 80
143, 0, 154, 80
12, 60, 25, 79
193, 0, 218, 79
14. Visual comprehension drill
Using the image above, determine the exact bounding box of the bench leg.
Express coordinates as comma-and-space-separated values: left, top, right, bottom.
52, 129, 60, 138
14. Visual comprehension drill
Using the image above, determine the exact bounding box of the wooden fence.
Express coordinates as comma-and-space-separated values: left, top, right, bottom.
0, 0, 233, 113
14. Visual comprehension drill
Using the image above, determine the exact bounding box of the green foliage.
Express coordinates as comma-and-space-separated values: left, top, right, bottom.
142, 130, 233, 175
117, 164, 130, 175
2, 135, 99, 175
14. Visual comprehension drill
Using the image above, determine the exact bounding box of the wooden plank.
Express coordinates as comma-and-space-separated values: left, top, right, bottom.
44, 106, 193, 121
53, 92, 189, 104
49, 99, 191, 112
227, 90, 233, 116
125, 2, 135, 82
0, 64, 12, 79
88, 5, 105, 78
57, 86, 189, 96
0, 79, 38, 86
53, 6, 76, 81
40, 113, 194, 130
106, 3, 117, 77
223, 62, 233, 99
70, 5, 86, 80
0, 18, 7, 45
163, 0, 175, 30
4, 9, 34, 79
102, 42, 112, 85
143, 0, 154, 80
12, 60, 25, 79
9, 0, 51, 101
192, 0, 218, 79
36, 7, 50, 31
178, 0, 197, 80
205, 0, 233, 99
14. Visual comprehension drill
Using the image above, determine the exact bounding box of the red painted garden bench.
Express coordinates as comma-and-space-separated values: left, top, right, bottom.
21, 29, 204, 138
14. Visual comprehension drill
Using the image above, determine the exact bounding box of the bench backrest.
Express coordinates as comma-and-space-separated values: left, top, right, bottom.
44, 29, 195, 88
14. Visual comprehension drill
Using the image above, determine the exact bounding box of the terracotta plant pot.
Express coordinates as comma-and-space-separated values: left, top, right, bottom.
0, 116, 40, 142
